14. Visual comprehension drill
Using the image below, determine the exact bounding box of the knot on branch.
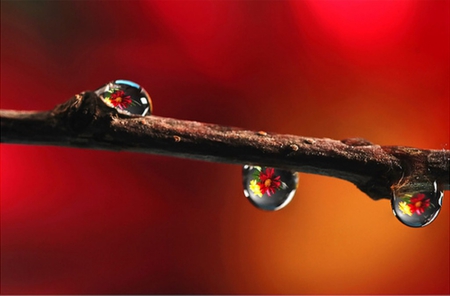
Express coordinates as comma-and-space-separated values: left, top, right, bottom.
384, 146, 450, 191
357, 178, 394, 200
51, 92, 118, 134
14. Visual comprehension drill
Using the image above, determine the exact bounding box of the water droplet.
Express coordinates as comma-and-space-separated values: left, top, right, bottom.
242, 165, 298, 211
95, 79, 152, 116
391, 179, 443, 227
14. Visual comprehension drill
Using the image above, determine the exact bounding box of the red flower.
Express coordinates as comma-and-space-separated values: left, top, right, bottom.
408, 193, 430, 215
258, 168, 281, 196
108, 90, 132, 109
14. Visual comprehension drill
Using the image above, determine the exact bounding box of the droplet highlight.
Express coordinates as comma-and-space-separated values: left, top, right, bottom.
242, 165, 298, 211
95, 79, 152, 116
391, 179, 443, 227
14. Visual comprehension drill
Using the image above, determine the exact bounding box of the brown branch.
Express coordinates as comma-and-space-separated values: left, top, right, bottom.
1, 92, 449, 200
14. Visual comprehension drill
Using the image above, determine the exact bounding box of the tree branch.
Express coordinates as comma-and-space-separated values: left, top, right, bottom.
1, 92, 448, 200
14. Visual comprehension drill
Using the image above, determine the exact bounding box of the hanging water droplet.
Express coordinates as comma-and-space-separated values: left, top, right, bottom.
391, 178, 443, 227
242, 165, 298, 211
95, 79, 152, 116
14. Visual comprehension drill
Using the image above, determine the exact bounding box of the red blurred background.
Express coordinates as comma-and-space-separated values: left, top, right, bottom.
1, 0, 449, 294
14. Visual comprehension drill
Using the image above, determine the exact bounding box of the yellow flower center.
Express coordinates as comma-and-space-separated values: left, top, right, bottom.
415, 201, 422, 208
264, 179, 271, 187
115, 97, 122, 102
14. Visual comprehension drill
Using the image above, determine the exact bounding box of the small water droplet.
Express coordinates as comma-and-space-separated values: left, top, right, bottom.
391, 179, 443, 227
95, 79, 152, 116
242, 165, 298, 211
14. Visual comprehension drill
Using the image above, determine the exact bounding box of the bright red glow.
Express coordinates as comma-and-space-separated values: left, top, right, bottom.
297, 0, 415, 50
147, 1, 244, 81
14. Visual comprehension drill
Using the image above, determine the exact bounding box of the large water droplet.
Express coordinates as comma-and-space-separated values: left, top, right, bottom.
391, 179, 443, 227
242, 165, 298, 211
95, 79, 152, 116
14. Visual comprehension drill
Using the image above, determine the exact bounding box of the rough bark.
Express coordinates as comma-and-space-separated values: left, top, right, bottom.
1, 92, 448, 200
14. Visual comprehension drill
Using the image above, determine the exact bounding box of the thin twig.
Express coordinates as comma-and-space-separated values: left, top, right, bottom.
1, 92, 448, 200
